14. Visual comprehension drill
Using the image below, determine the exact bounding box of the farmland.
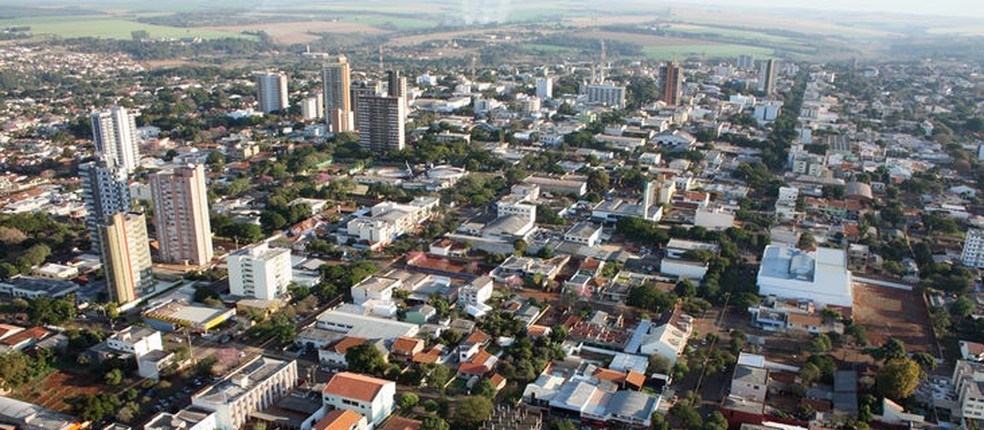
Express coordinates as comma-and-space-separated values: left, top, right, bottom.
0, 16, 254, 40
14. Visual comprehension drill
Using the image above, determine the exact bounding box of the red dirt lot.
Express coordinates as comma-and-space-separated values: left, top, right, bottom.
853, 283, 937, 355
30, 370, 104, 413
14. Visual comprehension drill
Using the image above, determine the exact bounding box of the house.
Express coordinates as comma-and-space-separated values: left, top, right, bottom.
389, 337, 424, 364
404, 304, 435, 325
459, 276, 494, 317
322, 372, 396, 428
458, 330, 490, 362
458, 349, 498, 379
0, 326, 51, 351
591, 367, 646, 390
319, 336, 370, 369
960, 340, 984, 362
623, 307, 694, 365
377, 416, 422, 430
313, 409, 369, 430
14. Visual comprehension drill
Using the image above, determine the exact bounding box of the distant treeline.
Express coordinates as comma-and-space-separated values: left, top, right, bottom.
0, 6, 104, 19
528, 34, 643, 57
137, 11, 308, 28
60, 36, 276, 61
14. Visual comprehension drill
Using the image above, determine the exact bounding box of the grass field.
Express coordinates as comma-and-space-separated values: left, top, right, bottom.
339, 15, 437, 30
0, 16, 253, 40
643, 44, 776, 60
663, 23, 797, 45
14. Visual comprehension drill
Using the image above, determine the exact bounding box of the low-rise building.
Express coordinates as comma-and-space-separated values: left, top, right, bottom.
756, 245, 853, 308
190, 356, 298, 430
322, 372, 396, 428
564, 222, 603, 247
344, 197, 440, 250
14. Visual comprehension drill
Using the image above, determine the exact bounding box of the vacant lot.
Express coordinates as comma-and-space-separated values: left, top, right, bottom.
28, 370, 103, 413
205, 20, 386, 44
854, 283, 937, 355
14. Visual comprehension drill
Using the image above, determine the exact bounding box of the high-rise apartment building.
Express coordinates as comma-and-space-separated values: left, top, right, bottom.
536, 77, 553, 99
322, 56, 353, 133
80, 160, 132, 253
256, 71, 289, 114
356, 95, 406, 152
300, 92, 324, 121
386, 70, 407, 99
962, 229, 984, 269
150, 164, 213, 266
91, 106, 139, 174
660, 62, 683, 106
228, 241, 293, 300
585, 84, 626, 109
761, 59, 778, 95
350, 81, 381, 128
99, 213, 154, 304
737, 54, 755, 70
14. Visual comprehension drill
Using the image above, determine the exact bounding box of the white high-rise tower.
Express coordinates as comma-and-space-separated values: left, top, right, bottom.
91, 106, 139, 174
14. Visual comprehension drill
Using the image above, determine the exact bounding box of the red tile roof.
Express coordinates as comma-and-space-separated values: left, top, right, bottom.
1, 326, 49, 346
390, 337, 424, 356
461, 330, 488, 346
323, 372, 392, 403
330, 337, 368, 354
458, 349, 497, 376
378, 416, 422, 430
313, 409, 365, 430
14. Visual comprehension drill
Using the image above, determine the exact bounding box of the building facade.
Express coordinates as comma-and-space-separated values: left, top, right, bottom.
99, 213, 154, 304
323, 56, 353, 132
585, 84, 626, 109
91, 106, 139, 173
191, 356, 298, 430
660, 62, 683, 106
228, 241, 293, 300
322, 372, 396, 428
80, 160, 132, 253
355, 95, 406, 152
150, 164, 213, 266
256, 71, 289, 114
961, 229, 984, 269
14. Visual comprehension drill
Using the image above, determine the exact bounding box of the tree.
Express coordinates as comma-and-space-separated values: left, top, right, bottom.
551, 419, 578, 430
912, 352, 937, 371
670, 402, 703, 430
810, 334, 833, 353
675, 280, 697, 297
651, 412, 671, 430
427, 364, 451, 389
397, 392, 420, 411
797, 232, 816, 250
421, 417, 451, 430
28, 297, 76, 325
950, 296, 976, 318
871, 338, 907, 362
586, 169, 610, 193
513, 239, 528, 256
345, 343, 387, 376
454, 396, 493, 427
648, 354, 672, 374
104, 368, 125, 386
876, 358, 920, 401
704, 411, 729, 430
474, 378, 497, 397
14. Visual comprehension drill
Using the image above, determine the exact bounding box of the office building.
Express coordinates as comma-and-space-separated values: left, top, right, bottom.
228, 241, 293, 300
660, 62, 683, 106
191, 356, 298, 430
91, 106, 139, 173
150, 164, 213, 266
99, 213, 154, 305
301, 92, 324, 120
323, 56, 353, 132
535, 77, 553, 99
256, 71, 289, 114
761, 59, 778, 95
356, 95, 406, 152
80, 160, 131, 253
962, 229, 984, 269
585, 84, 626, 109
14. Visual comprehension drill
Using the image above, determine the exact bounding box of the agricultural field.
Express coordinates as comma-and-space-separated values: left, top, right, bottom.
643, 44, 776, 61
204, 20, 387, 45
0, 16, 253, 40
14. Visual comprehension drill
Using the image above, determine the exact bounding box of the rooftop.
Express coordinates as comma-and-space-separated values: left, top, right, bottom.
323, 372, 393, 403
193, 356, 294, 405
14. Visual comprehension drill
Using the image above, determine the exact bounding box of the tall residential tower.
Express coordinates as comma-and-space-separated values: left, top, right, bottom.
99, 213, 154, 304
322, 56, 353, 133
356, 95, 406, 152
150, 164, 213, 266
91, 106, 139, 174
660, 62, 683, 107
80, 160, 132, 253
256, 71, 289, 114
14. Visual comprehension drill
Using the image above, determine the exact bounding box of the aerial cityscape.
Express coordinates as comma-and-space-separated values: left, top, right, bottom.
0, 1, 981, 430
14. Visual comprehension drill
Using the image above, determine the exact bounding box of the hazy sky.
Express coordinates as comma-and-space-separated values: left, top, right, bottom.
688, 0, 984, 18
